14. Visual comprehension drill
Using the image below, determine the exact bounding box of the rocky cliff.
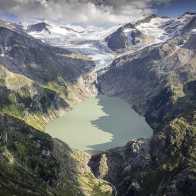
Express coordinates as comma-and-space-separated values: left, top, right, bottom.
105, 13, 196, 52
89, 14, 196, 196
0, 113, 112, 196
0, 20, 97, 130
0, 13, 196, 196
105, 23, 142, 51
0, 19, 107, 196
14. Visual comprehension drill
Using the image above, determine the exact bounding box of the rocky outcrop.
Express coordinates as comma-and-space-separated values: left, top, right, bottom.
27, 22, 50, 33
105, 13, 196, 53
1, 13, 196, 196
89, 96, 196, 196
91, 14, 196, 196
0, 22, 95, 83
0, 19, 105, 195
89, 139, 151, 186
0, 20, 97, 130
98, 27, 196, 115
105, 23, 142, 51
0, 64, 70, 130
0, 113, 112, 196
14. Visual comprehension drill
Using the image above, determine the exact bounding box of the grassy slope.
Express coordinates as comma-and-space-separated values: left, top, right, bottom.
0, 113, 112, 196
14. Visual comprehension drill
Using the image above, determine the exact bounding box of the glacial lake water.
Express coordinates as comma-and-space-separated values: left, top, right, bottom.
45, 95, 153, 152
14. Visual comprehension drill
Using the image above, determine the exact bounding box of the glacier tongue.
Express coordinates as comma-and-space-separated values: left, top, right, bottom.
25, 13, 195, 71
27, 22, 118, 71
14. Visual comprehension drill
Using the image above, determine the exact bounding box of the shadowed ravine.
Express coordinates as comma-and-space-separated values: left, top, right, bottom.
45, 95, 153, 152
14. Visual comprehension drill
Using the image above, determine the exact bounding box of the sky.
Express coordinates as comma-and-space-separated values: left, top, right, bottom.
155, 0, 196, 16
0, 0, 195, 25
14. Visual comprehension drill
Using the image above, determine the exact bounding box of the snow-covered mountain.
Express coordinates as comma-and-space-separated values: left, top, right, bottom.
105, 13, 196, 51
25, 22, 119, 70
24, 12, 196, 71
1, 10, 196, 196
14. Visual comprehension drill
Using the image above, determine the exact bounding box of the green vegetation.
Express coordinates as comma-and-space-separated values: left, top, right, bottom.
0, 113, 112, 196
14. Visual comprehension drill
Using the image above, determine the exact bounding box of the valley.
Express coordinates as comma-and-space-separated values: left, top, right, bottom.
0, 11, 196, 196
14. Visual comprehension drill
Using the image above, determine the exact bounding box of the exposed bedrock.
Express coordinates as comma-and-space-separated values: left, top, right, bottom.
89, 28, 196, 196
0, 14, 196, 196
0, 113, 113, 196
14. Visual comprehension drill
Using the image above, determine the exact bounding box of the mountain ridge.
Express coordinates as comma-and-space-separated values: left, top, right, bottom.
0, 12, 196, 196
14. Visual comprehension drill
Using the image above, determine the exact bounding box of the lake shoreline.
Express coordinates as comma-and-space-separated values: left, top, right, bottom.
45, 95, 153, 152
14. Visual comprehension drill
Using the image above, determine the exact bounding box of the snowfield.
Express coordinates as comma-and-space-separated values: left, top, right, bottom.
26, 13, 195, 71
27, 22, 118, 70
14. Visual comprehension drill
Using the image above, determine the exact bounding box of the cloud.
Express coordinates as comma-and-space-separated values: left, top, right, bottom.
0, 0, 175, 25
152, 0, 173, 5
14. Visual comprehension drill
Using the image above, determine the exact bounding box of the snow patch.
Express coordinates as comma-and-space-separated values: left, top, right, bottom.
27, 22, 118, 70
137, 17, 170, 43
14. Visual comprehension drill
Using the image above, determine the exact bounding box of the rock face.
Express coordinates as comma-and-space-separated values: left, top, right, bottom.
89, 117, 196, 195
98, 15, 196, 117
0, 64, 70, 130
0, 113, 112, 196
0, 19, 105, 196
90, 13, 196, 196
0, 21, 94, 83
27, 22, 50, 33
105, 13, 196, 52
105, 23, 142, 51
0, 13, 196, 196
89, 139, 151, 195
0, 20, 97, 130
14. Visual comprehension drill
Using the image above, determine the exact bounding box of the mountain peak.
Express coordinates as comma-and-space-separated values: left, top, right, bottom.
27, 22, 50, 33
182, 11, 196, 16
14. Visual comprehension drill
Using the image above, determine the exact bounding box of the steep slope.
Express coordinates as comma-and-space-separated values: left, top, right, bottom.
105, 23, 142, 51
26, 21, 118, 71
0, 20, 97, 130
90, 13, 196, 196
0, 113, 112, 196
27, 22, 51, 33
98, 18, 196, 116
0, 12, 196, 196
0, 19, 112, 196
0, 22, 94, 83
105, 13, 196, 52
0, 64, 68, 130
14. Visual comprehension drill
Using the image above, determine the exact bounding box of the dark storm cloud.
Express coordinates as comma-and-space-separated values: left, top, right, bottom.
0, 0, 175, 24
